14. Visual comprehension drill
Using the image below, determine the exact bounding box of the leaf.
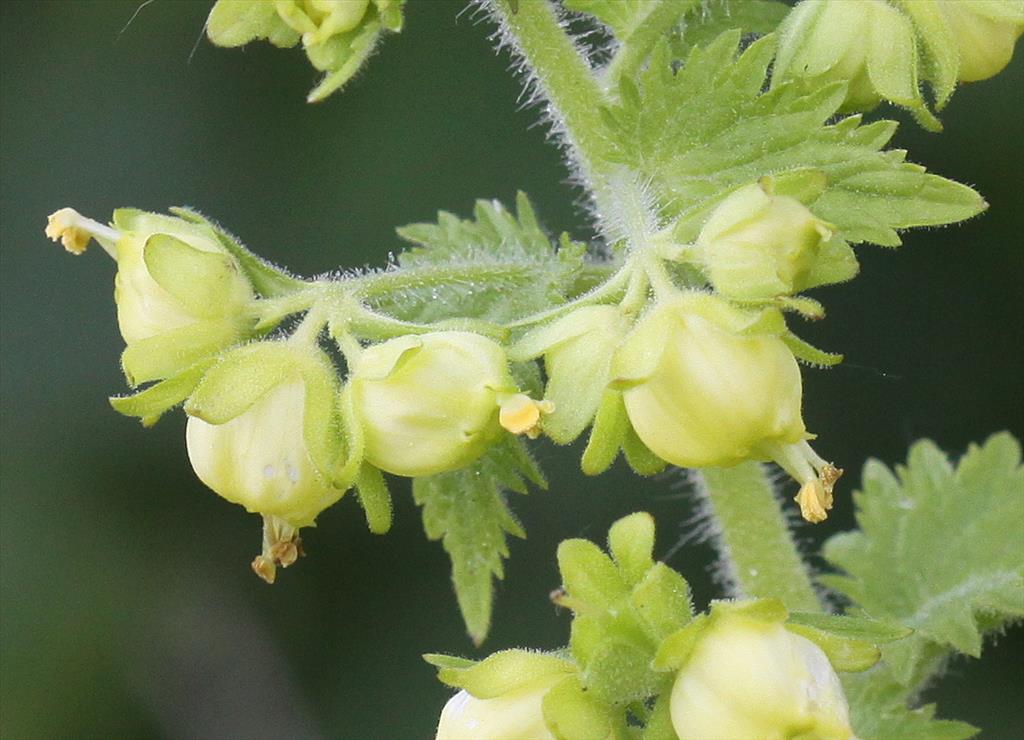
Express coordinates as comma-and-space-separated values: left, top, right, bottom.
563, 0, 670, 41
821, 434, 1024, 687
842, 664, 979, 740
412, 436, 545, 644
379, 193, 585, 324
600, 33, 987, 249
673, 0, 789, 56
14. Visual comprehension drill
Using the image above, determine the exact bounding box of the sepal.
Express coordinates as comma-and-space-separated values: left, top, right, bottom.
541, 675, 618, 740
171, 207, 304, 298
354, 463, 393, 534
427, 649, 575, 696
120, 317, 250, 387
109, 359, 214, 426
511, 305, 631, 444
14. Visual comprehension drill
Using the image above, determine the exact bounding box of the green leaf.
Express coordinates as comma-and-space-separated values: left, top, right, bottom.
842, 665, 979, 740
821, 434, 1024, 686
382, 193, 585, 324
563, 0, 675, 41
412, 436, 545, 644
672, 0, 789, 56
601, 33, 987, 250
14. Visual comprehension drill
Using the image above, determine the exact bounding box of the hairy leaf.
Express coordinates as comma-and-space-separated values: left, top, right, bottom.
843, 664, 978, 739
413, 436, 545, 644
600, 33, 986, 248
563, 0, 668, 40
821, 433, 1024, 687
374, 193, 585, 324
673, 0, 789, 56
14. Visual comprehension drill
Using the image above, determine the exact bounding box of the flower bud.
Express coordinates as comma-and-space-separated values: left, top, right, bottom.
46, 208, 256, 386
614, 295, 805, 469
696, 181, 835, 302
935, 0, 1024, 82
511, 305, 631, 444
613, 295, 841, 520
774, 0, 921, 113
207, 0, 406, 102
184, 341, 346, 581
435, 678, 559, 740
670, 610, 853, 739
187, 380, 340, 527
349, 332, 548, 478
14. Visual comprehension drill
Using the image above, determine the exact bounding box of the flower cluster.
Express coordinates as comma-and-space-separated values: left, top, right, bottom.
46, 207, 550, 581
774, 0, 1024, 127
513, 178, 848, 521
205, 0, 406, 102
428, 513, 894, 739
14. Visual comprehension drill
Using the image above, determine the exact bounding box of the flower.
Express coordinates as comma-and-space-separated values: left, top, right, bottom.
670, 607, 854, 739
612, 294, 840, 520
934, 0, 1024, 82
206, 0, 406, 102
46, 207, 256, 386
510, 305, 631, 444
349, 331, 550, 477
435, 678, 559, 740
696, 180, 837, 302
774, 0, 921, 114
184, 341, 347, 582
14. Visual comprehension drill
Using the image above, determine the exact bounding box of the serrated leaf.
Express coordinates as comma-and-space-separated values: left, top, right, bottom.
379, 193, 585, 324
673, 0, 789, 56
602, 33, 986, 250
821, 434, 1024, 686
842, 665, 979, 739
563, 0, 667, 40
412, 436, 544, 644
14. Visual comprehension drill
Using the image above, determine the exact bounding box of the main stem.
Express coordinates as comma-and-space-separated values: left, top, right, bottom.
697, 464, 821, 612
493, 0, 823, 613
489, 0, 615, 214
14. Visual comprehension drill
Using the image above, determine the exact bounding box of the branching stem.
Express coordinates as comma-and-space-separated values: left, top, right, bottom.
493, 0, 822, 612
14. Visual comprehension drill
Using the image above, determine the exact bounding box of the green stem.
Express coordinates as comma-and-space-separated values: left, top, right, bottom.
495, 0, 822, 615
489, 0, 613, 194
695, 463, 822, 613
504, 260, 632, 328
349, 263, 548, 300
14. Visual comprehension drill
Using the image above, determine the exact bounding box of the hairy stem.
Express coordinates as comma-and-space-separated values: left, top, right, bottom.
495, 0, 822, 611
695, 463, 821, 613
488, 0, 613, 197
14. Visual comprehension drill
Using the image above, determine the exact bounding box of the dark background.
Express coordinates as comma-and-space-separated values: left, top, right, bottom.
2, 1, 1022, 737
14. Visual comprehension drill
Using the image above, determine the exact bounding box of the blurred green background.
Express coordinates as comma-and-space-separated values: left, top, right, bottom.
1, 1, 1022, 737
